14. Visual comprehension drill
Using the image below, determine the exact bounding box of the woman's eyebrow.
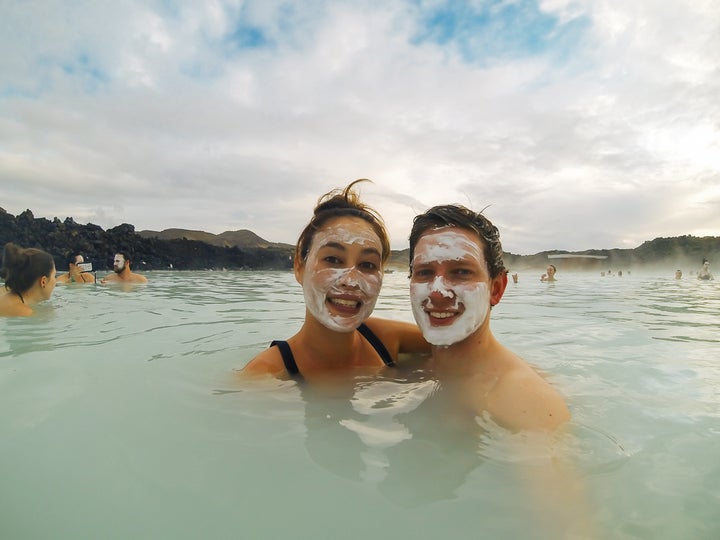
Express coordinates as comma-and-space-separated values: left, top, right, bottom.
361, 247, 382, 258
317, 243, 381, 262
319, 243, 380, 256
318, 242, 346, 251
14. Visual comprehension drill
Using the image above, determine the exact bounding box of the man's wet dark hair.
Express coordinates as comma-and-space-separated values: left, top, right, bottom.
116, 252, 132, 265
409, 204, 507, 279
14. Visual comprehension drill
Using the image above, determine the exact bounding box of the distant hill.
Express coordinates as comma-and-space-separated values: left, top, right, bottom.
501, 235, 720, 272
387, 235, 719, 273
387, 248, 410, 270
139, 228, 294, 250
2, 207, 717, 272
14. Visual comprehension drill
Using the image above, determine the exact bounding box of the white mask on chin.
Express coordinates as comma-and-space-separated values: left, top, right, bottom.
303, 267, 381, 332
410, 276, 490, 347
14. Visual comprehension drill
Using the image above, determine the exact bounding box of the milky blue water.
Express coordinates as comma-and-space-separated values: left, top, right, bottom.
1, 270, 719, 539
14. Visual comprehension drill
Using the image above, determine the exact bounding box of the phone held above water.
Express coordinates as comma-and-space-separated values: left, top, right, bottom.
77, 262, 93, 272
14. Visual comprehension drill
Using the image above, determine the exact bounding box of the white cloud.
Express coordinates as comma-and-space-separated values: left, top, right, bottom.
1, 0, 718, 254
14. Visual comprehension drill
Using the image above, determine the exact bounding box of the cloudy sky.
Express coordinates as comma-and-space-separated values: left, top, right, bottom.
1, 0, 719, 254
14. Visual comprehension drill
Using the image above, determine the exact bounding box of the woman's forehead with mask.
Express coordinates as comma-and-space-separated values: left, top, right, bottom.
309, 219, 382, 254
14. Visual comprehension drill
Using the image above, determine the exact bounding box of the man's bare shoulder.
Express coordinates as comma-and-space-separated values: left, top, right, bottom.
101, 273, 147, 284
487, 359, 570, 432
128, 273, 148, 283
239, 346, 288, 380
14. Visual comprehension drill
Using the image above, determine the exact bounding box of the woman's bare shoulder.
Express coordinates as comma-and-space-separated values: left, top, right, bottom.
239, 345, 287, 379
0, 294, 33, 317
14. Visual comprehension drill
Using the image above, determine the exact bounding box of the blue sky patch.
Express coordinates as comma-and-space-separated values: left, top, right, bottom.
227, 24, 271, 49
410, 0, 589, 64
61, 53, 109, 92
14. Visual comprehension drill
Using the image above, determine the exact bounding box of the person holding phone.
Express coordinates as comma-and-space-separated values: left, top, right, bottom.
56, 253, 96, 284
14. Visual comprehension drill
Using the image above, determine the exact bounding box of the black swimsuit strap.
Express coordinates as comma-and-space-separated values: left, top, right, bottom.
270, 340, 303, 381
357, 323, 395, 366
269, 323, 394, 379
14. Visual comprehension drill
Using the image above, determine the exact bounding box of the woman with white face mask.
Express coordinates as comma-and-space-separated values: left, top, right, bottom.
241, 180, 428, 382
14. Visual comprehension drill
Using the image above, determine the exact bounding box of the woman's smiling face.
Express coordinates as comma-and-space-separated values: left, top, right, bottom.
297, 216, 384, 332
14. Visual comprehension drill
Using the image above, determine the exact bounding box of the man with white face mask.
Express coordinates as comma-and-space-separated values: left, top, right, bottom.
101, 251, 148, 284
409, 205, 569, 432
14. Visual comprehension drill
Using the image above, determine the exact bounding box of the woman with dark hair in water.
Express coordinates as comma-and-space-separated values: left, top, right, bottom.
241, 179, 428, 381
0, 242, 57, 316
697, 259, 714, 281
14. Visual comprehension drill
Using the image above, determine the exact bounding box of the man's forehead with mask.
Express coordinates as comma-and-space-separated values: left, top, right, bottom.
413, 228, 485, 265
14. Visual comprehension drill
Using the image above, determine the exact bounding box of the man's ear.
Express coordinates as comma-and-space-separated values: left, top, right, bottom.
293, 255, 304, 285
490, 272, 508, 306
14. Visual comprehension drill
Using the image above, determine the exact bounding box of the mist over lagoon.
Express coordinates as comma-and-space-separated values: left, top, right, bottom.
2, 208, 718, 277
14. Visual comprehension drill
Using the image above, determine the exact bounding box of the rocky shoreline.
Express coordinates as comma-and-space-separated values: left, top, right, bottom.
1, 207, 717, 273
0, 209, 293, 271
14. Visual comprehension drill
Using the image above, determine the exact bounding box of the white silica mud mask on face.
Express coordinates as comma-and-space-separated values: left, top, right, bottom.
410, 228, 490, 347
411, 279, 489, 346
412, 229, 484, 267
302, 222, 383, 332
114, 256, 125, 271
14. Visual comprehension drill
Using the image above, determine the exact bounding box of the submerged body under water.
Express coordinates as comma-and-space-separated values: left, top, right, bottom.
1, 270, 719, 539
